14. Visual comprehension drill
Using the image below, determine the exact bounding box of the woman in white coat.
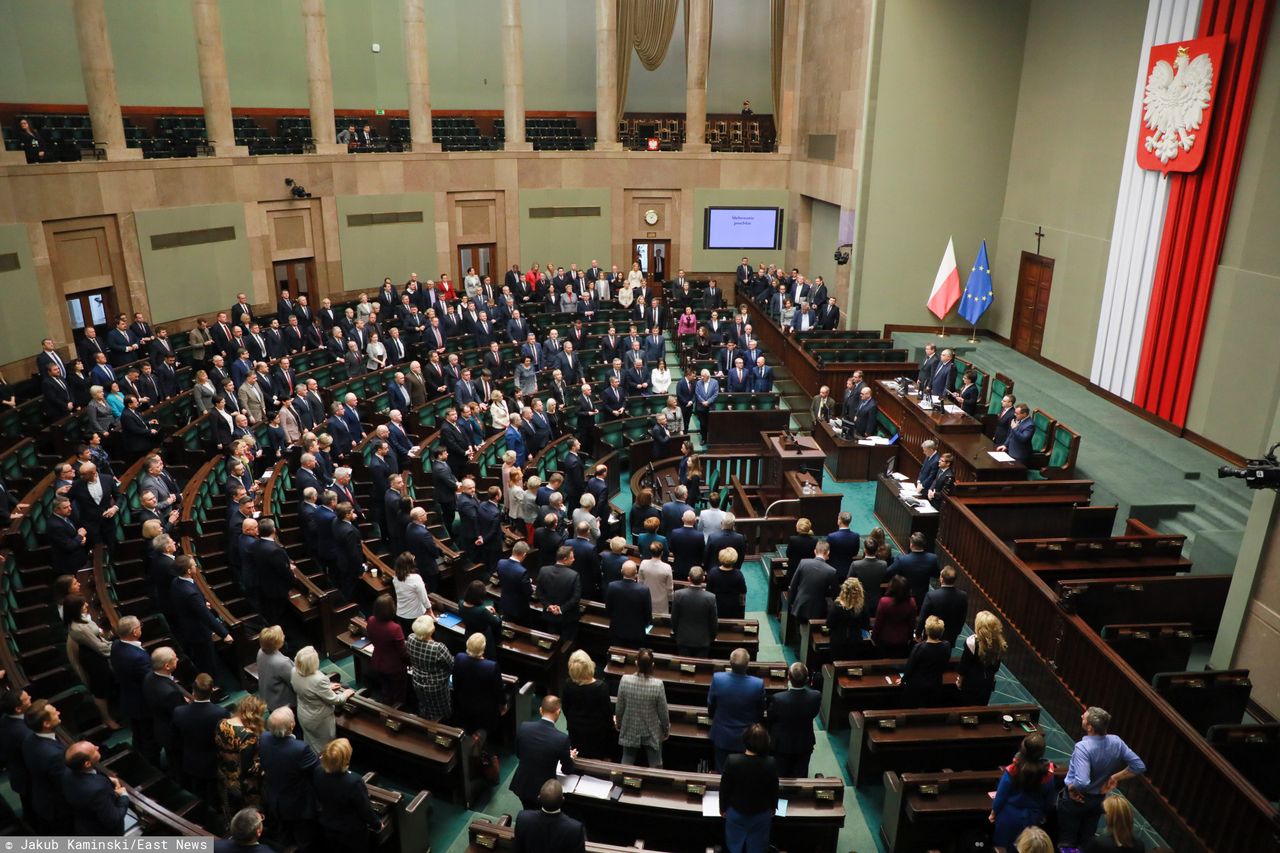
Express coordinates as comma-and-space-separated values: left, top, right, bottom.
290, 645, 354, 752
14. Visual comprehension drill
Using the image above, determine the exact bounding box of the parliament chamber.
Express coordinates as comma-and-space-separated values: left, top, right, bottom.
1, 1, 1279, 852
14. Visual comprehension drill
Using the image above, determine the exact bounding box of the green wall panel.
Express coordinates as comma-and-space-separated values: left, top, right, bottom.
518, 189, 612, 267
135, 204, 252, 323
336, 193, 438, 291
0, 225, 50, 364
692, 188, 788, 272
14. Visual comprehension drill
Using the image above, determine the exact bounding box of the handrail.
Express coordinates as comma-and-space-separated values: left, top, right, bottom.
764, 498, 801, 518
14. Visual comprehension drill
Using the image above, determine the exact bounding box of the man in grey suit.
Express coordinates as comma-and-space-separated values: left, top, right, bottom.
788, 540, 838, 621
670, 567, 719, 658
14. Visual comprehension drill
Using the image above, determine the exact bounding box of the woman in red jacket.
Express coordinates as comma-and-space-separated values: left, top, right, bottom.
871, 575, 918, 659
366, 593, 409, 706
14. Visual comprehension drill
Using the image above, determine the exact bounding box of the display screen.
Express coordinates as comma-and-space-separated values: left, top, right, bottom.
703, 207, 783, 250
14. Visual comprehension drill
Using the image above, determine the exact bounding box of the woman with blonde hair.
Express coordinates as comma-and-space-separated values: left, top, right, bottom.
407, 615, 453, 720
290, 645, 353, 751
785, 517, 817, 569
215, 694, 267, 819
499, 448, 517, 510
491, 389, 511, 432
660, 394, 685, 436
510, 469, 539, 541
314, 738, 381, 852
1014, 827, 1054, 853
958, 610, 1007, 706
827, 577, 870, 660
561, 649, 614, 759
1088, 796, 1145, 852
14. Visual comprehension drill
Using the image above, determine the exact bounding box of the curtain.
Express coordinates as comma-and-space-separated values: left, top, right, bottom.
616, 0, 680, 117
770, 0, 784, 115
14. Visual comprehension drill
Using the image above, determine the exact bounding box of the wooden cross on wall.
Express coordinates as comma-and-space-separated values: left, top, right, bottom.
1035, 226, 1046, 256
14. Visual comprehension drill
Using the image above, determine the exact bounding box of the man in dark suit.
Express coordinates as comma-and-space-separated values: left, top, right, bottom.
998, 403, 1036, 467
668, 510, 705, 582
0, 688, 34, 823
825, 512, 861, 580
916, 566, 969, 645
68, 462, 120, 548
41, 363, 73, 419
170, 556, 232, 677
567, 523, 602, 600
991, 393, 1017, 446
440, 408, 471, 479
705, 515, 747, 571
46, 496, 88, 573
886, 532, 940, 607
604, 561, 651, 647
817, 296, 841, 329
708, 649, 766, 770
928, 348, 957, 397
788, 541, 838, 621
510, 696, 576, 812
496, 541, 534, 626
514, 779, 588, 853
476, 487, 504, 577
62, 740, 130, 835
142, 646, 188, 767
22, 701, 69, 832
254, 519, 295, 628
430, 447, 458, 529
258, 707, 319, 848
670, 566, 718, 657
849, 386, 878, 438
107, 617, 158, 764
735, 258, 752, 291
659, 486, 694, 537
767, 663, 822, 777
171, 673, 230, 802
917, 343, 940, 389
560, 440, 586, 509
916, 440, 941, 494
537, 545, 582, 641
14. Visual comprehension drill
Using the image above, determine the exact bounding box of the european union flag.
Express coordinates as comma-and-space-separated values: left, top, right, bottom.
959, 240, 994, 325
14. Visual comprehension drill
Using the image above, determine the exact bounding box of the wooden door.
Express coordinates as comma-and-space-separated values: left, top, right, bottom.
458, 243, 496, 281
273, 259, 315, 297
631, 239, 671, 281
1011, 252, 1053, 357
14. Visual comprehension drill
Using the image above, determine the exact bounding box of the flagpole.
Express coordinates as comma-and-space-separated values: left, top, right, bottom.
968, 323, 979, 343
938, 324, 947, 338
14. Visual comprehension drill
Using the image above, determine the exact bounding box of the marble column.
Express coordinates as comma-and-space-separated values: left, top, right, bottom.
684, 0, 712, 151
775, 0, 802, 155
301, 0, 345, 154
401, 0, 440, 152
71, 0, 140, 160
594, 0, 620, 150
191, 0, 246, 156
501, 0, 532, 151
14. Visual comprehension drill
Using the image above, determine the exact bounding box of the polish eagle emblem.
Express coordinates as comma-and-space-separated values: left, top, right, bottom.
1142, 45, 1214, 165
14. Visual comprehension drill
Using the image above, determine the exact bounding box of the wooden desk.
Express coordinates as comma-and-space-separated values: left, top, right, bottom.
874, 381, 1024, 482
603, 647, 792, 706
562, 757, 845, 851
763, 431, 826, 485
881, 767, 1067, 853
813, 419, 897, 481
818, 658, 960, 729
848, 704, 1040, 786
466, 818, 671, 852
874, 474, 941, 551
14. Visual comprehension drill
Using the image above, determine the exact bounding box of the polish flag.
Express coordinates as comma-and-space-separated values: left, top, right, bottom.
927, 237, 962, 320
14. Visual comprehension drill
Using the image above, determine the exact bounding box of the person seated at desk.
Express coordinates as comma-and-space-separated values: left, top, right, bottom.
515, 779, 588, 853
719, 723, 780, 853
314, 738, 381, 853
948, 368, 981, 417
997, 403, 1035, 467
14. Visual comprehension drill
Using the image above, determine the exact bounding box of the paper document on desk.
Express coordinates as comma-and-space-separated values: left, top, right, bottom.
775, 799, 789, 817
987, 451, 1015, 462
574, 776, 615, 799
898, 484, 919, 496
556, 771, 581, 794
891, 472, 910, 482
701, 790, 721, 817
915, 503, 938, 514
857, 440, 876, 446
943, 404, 963, 414
862, 436, 891, 445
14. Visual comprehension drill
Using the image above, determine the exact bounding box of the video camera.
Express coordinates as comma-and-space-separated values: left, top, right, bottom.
1218, 443, 1280, 490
